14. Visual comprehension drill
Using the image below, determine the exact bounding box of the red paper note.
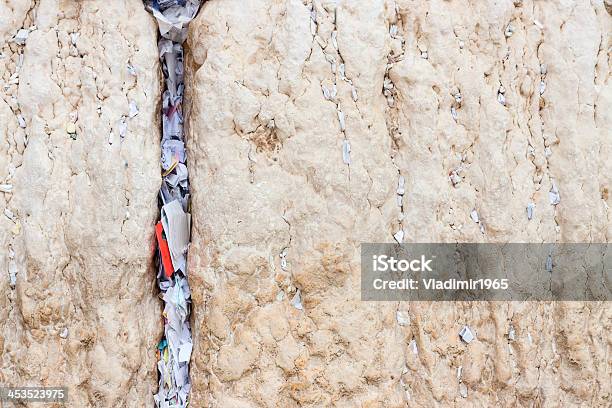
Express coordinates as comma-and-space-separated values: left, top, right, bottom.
156, 221, 174, 278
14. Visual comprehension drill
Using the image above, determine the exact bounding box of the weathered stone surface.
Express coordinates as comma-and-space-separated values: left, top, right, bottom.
186, 0, 610, 406
1, 1, 161, 406
0, 0, 610, 407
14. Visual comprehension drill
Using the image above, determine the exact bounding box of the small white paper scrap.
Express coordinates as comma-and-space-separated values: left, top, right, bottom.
508, 325, 516, 341
128, 100, 139, 118
459, 326, 474, 343
470, 209, 479, 223
397, 175, 405, 195
527, 202, 535, 220
396, 311, 410, 326
14, 29, 29, 45
545, 254, 553, 272
342, 140, 351, 165
410, 339, 418, 354
337, 110, 345, 132
290, 289, 303, 310
178, 342, 192, 363
321, 84, 331, 100
549, 183, 560, 205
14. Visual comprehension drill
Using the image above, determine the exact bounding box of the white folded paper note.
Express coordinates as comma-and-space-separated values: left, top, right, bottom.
161, 200, 191, 273
178, 342, 192, 363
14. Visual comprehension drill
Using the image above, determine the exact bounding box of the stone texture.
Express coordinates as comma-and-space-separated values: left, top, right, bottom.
186, 0, 611, 407
0, 1, 161, 406
0, 0, 610, 407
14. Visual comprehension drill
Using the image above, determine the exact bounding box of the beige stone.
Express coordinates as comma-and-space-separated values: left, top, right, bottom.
1, 1, 161, 406
0, 0, 610, 407
186, 0, 611, 406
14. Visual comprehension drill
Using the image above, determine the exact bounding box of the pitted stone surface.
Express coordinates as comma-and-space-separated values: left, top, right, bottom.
0, 1, 161, 406
186, 1, 611, 406
0, 0, 609, 407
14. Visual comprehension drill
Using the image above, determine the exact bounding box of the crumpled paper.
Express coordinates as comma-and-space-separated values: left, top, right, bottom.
145, 1, 201, 406
146, 0, 201, 43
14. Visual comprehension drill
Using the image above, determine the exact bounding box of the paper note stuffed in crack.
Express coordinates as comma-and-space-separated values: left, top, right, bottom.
146, 0, 201, 43
161, 139, 186, 171
161, 199, 191, 273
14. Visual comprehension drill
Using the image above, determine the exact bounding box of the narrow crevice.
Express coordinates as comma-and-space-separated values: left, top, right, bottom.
144, 1, 202, 406
384, 1, 407, 244
308, 2, 356, 180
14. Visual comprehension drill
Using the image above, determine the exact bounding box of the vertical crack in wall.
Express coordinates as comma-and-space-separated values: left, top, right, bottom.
308, 2, 358, 180
383, 2, 407, 246
144, 1, 201, 406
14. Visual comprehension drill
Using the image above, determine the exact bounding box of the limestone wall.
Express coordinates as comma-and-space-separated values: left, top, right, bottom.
186, 0, 611, 406
0, 0, 610, 407
1, 1, 161, 406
